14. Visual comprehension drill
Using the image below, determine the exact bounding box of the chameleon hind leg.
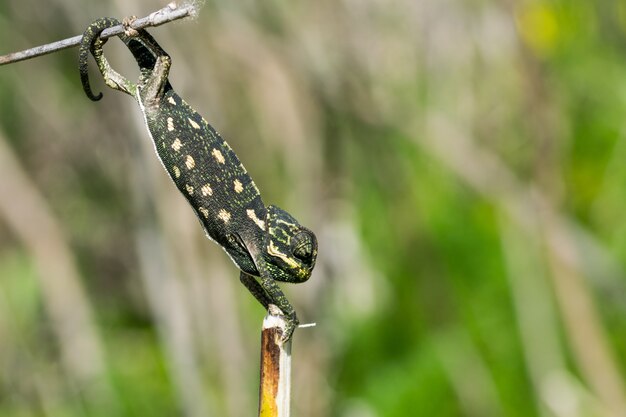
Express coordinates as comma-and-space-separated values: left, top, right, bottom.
125, 30, 172, 101
91, 38, 137, 96
87, 25, 169, 99
79, 18, 136, 99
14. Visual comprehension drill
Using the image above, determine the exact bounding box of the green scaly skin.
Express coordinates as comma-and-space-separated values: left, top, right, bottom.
79, 18, 318, 342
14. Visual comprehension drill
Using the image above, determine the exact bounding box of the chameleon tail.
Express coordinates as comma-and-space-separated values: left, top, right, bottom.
79, 17, 121, 101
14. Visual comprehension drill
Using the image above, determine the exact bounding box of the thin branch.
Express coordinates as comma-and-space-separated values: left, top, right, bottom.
0, 2, 198, 66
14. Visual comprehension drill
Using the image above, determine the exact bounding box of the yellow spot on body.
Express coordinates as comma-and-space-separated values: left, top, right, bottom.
234, 179, 243, 193
168, 96, 177, 105
171, 138, 183, 152
201, 184, 213, 196
186, 184, 194, 195
173, 166, 181, 178
247, 209, 266, 230
188, 118, 201, 129
212, 149, 226, 164
167, 117, 174, 131
185, 155, 195, 169
218, 209, 231, 223
199, 207, 209, 218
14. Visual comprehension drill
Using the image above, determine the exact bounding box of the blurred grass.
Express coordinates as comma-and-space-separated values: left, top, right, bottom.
2, 0, 626, 416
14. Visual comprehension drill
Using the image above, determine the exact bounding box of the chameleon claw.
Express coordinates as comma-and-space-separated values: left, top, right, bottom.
122, 16, 139, 37
281, 312, 299, 344
267, 304, 298, 344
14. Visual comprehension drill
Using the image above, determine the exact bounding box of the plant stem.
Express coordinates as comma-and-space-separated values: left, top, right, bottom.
258, 306, 292, 417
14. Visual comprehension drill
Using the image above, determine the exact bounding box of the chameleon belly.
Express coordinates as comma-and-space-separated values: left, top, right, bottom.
139, 88, 266, 274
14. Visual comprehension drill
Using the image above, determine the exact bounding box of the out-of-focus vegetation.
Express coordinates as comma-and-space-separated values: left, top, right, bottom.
1, 0, 626, 416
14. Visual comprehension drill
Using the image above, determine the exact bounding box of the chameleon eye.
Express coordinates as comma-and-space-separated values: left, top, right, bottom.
291, 230, 317, 264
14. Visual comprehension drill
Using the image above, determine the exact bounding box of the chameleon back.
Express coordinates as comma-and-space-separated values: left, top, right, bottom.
139, 88, 267, 275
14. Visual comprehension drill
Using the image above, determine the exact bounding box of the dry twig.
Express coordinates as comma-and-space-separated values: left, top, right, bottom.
0, 2, 197, 66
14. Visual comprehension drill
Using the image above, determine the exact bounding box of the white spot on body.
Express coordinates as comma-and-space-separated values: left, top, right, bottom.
168, 96, 177, 105
252, 181, 260, 195
247, 209, 266, 230
234, 179, 243, 193
173, 166, 181, 178
201, 184, 213, 196
218, 209, 231, 223
186, 184, 194, 195
171, 138, 183, 151
198, 207, 209, 218
167, 117, 174, 131
185, 155, 195, 169
239, 163, 249, 174
188, 118, 201, 129
212, 149, 226, 164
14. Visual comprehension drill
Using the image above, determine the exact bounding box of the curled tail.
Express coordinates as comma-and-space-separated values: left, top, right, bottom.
79, 17, 121, 101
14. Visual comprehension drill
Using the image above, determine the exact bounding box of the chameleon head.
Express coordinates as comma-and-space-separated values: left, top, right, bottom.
261, 205, 318, 283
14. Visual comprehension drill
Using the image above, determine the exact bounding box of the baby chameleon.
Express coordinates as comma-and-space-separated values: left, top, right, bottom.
78, 17, 317, 342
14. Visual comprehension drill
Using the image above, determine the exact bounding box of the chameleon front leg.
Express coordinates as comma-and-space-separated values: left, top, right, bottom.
257, 268, 299, 342
239, 272, 271, 309
262, 277, 299, 342
240, 271, 298, 341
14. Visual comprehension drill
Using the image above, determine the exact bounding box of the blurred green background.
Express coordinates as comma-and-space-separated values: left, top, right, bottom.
1, 0, 626, 416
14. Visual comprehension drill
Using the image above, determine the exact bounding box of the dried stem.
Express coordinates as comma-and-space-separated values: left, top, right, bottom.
258, 306, 292, 417
0, 2, 197, 66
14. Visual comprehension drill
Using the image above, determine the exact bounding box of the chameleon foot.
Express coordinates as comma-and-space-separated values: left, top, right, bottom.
268, 304, 299, 344
122, 16, 139, 37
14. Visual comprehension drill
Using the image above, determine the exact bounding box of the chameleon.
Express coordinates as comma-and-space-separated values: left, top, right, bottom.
78, 17, 317, 342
